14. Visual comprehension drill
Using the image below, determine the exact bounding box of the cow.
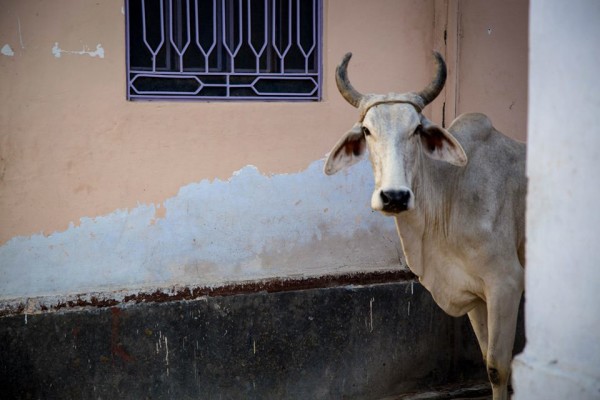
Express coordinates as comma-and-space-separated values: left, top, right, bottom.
324, 52, 526, 400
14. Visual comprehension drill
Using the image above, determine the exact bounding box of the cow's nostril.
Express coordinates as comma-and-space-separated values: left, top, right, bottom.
380, 191, 391, 205
380, 190, 411, 212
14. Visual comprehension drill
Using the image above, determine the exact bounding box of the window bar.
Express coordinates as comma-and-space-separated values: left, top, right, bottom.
247, 0, 268, 73
141, 0, 165, 72
169, 0, 192, 72
284, 0, 292, 72
250, 76, 317, 96
195, 0, 218, 73
265, 0, 273, 73
126, 0, 131, 99
184, 0, 192, 71
176, 1, 182, 60
222, 0, 243, 76
216, 0, 224, 72
297, 0, 316, 73
165, 2, 172, 71
272, 0, 292, 73
317, 0, 322, 99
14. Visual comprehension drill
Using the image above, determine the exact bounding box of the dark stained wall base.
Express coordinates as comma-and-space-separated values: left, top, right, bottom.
0, 270, 417, 318
0, 282, 509, 400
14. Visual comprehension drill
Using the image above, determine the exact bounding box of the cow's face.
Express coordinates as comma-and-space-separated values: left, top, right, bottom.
324, 52, 467, 215
362, 104, 421, 213
325, 103, 466, 215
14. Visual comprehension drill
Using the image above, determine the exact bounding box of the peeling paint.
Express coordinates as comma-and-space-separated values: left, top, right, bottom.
1, 44, 14, 57
52, 42, 105, 58
0, 159, 401, 302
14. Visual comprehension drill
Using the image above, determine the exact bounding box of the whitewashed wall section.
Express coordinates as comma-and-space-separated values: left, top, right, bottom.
0, 159, 402, 301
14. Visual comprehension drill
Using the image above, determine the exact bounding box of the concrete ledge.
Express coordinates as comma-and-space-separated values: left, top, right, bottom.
0, 270, 415, 318
0, 281, 486, 399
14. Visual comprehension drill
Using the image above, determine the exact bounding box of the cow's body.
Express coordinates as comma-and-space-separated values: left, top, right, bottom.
399, 112, 526, 317
325, 53, 526, 400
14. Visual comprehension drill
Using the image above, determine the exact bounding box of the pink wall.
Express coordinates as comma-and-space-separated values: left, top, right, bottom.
454, 0, 528, 141
0, 0, 528, 302
0, 0, 438, 244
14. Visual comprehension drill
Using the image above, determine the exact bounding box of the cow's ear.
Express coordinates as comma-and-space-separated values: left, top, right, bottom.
324, 123, 366, 175
418, 116, 467, 167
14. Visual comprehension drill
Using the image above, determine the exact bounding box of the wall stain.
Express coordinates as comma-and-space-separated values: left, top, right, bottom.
110, 307, 134, 363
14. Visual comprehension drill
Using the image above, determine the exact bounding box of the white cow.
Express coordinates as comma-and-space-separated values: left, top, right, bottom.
325, 52, 526, 400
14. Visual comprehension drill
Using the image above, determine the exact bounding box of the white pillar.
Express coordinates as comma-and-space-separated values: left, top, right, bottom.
512, 1, 600, 398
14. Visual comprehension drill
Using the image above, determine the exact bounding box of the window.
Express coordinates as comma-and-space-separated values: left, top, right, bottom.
125, 0, 322, 101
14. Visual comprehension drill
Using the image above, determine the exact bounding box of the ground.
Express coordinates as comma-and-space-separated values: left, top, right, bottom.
385, 382, 493, 399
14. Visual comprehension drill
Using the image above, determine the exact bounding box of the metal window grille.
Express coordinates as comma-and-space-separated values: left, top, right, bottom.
125, 0, 322, 101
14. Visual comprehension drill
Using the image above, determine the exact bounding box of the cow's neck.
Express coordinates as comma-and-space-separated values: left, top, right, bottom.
394, 153, 455, 278
394, 211, 425, 277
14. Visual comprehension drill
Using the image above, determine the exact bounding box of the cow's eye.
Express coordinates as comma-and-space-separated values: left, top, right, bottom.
414, 124, 423, 135
362, 126, 371, 136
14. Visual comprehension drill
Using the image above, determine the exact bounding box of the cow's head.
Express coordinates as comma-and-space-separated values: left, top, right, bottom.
324, 52, 467, 215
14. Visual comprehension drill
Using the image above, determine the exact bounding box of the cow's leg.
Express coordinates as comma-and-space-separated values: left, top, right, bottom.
467, 300, 488, 361
485, 274, 523, 400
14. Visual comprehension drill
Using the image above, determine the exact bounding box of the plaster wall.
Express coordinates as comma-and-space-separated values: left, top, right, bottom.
0, 0, 436, 302
0, 0, 435, 244
512, 1, 600, 398
0, 0, 528, 304
453, 0, 528, 141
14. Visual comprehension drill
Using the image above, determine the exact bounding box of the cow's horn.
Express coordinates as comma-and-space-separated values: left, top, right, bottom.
336, 53, 364, 108
417, 51, 447, 106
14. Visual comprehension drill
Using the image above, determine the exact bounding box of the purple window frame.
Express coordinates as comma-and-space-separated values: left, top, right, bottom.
125, 0, 323, 101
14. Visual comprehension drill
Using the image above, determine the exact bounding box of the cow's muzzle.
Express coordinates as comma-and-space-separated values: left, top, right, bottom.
380, 189, 412, 213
